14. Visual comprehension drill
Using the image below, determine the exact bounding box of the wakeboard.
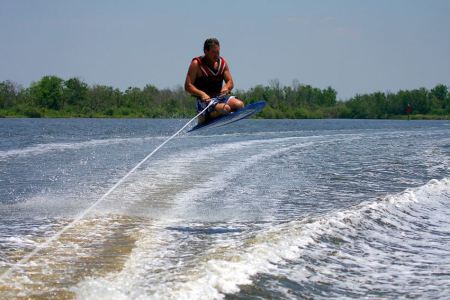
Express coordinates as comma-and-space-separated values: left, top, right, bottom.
188, 101, 266, 132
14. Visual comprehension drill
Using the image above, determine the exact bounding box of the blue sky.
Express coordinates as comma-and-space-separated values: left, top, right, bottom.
1, 0, 449, 99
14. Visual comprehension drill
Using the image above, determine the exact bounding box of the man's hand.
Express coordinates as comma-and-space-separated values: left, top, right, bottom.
220, 88, 230, 95
201, 92, 210, 102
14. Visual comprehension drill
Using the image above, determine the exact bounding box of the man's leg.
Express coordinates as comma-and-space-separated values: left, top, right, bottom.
196, 99, 209, 124
197, 114, 207, 124
210, 102, 231, 118
227, 97, 244, 111
209, 96, 245, 118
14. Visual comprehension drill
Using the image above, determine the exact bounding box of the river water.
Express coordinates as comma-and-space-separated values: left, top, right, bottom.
0, 118, 449, 299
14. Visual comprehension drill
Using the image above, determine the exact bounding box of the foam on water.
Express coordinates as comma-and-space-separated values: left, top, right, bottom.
0, 136, 167, 160
73, 175, 450, 299
94, 135, 329, 217
271, 178, 450, 298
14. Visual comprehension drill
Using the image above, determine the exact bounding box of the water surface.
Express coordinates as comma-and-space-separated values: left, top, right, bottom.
0, 118, 449, 299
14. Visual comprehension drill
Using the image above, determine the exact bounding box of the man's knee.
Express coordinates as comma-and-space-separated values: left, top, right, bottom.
216, 103, 231, 114
229, 98, 244, 110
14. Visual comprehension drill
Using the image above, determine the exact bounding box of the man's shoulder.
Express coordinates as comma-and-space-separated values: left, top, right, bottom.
220, 57, 228, 67
189, 60, 201, 74
190, 56, 203, 68
191, 56, 203, 63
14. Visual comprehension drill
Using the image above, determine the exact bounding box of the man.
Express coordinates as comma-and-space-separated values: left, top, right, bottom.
185, 38, 244, 124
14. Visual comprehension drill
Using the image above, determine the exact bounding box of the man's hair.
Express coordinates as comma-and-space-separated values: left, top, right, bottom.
204, 38, 220, 51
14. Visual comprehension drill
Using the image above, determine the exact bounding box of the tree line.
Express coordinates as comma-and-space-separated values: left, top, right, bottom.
0, 76, 448, 119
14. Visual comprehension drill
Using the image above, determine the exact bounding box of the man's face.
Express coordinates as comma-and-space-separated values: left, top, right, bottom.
204, 45, 220, 62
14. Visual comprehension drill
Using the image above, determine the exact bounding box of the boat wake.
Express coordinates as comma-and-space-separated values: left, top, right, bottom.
73, 178, 450, 299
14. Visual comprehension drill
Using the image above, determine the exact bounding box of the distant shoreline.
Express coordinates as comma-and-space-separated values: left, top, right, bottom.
1, 77, 449, 120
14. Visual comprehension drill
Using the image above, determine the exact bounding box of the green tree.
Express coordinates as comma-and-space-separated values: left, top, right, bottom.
30, 76, 64, 109
409, 88, 429, 114
87, 85, 121, 113
370, 92, 387, 118
321, 86, 337, 107
430, 84, 448, 102
64, 77, 88, 107
124, 87, 142, 108
0, 80, 20, 108
430, 84, 448, 114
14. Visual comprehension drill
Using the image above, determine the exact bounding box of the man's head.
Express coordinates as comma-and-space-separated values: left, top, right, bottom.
203, 38, 220, 62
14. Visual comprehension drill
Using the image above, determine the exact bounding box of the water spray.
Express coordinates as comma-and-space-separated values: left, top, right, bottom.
0, 99, 217, 281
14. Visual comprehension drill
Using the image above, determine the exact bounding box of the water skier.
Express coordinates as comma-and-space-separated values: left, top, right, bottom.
184, 38, 244, 124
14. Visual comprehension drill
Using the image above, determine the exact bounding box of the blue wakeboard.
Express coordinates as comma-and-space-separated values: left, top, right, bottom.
188, 101, 266, 132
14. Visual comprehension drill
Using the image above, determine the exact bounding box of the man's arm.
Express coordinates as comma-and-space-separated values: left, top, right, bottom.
220, 65, 234, 95
185, 60, 210, 101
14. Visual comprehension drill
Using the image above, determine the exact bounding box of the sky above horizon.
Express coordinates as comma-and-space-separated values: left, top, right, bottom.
1, 0, 449, 99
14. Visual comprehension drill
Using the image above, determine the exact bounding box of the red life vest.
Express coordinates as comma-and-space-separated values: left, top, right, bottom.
192, 56, 227, 98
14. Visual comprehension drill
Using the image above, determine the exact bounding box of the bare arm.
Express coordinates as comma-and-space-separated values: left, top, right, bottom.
220, 64, 234, 95
184, 60, 210, 101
